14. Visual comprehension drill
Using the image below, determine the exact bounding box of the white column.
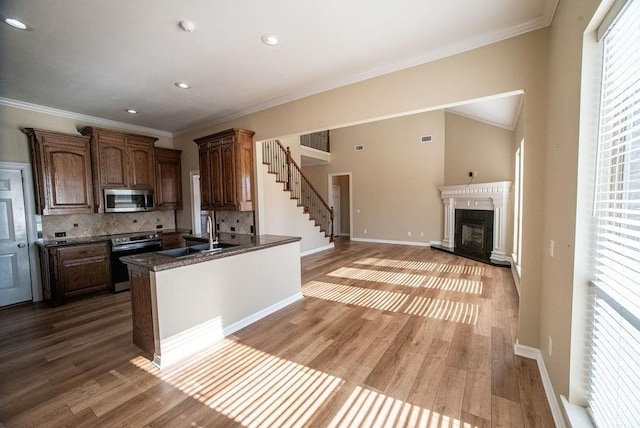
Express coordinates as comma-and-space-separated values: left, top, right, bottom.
490, 195, 509, 263
442, 197, 455, 250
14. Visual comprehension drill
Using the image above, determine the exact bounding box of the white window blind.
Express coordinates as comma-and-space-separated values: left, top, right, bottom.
589, 0, 640, 426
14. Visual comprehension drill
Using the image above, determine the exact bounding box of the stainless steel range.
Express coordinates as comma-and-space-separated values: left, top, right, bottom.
110, 232, 162, 292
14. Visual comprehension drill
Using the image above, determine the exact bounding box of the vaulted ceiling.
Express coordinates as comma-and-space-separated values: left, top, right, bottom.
0, 1, 556, 134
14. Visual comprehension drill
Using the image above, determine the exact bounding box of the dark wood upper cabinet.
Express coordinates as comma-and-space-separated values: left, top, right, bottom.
154, 147, 182, 211
128, 140, 156, 189
80, 127, 158, 212
194, 128, 255, 211
23, 128, 94, 215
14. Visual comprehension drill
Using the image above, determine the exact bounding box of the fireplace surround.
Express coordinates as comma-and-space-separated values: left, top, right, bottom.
437, 181, 511, 265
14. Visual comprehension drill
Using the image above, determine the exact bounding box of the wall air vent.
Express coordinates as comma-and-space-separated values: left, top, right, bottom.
354, 144, 364, 151
421, 135, 432, 143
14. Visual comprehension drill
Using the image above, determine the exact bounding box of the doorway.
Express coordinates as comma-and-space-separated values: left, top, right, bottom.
328, 173, 352, 238
0, 162, 39, 306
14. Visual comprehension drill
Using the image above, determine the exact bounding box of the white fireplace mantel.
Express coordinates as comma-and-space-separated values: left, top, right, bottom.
438, 181, 511, 264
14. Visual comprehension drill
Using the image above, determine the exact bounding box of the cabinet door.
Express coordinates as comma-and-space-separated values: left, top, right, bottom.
199, 149, 213, 210
43, 145, 94, 214
24, 129, 94, 215
57, 243, 111, 298
236, 137, 255, 211
220, 142, 237, 209
128, 140, 155, 190
211, 144, 226, 208
98, 140, 128, 188
155, 149, 182, 210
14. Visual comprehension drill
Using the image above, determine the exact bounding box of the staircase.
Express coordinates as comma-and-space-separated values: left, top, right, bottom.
262, 140, 334, 241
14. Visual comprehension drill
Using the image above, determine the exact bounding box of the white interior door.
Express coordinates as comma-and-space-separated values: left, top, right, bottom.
0, 168, 32, 306
331, 185, 341, 237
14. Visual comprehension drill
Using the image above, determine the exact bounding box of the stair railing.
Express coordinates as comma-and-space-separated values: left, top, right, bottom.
263, 140, 334, 240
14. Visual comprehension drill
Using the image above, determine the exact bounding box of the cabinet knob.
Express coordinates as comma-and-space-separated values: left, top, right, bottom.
17, 243, 26, 248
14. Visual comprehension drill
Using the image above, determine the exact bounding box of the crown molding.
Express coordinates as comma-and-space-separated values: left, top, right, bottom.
445, 109, 517, 131
175, 1, 558, 136
0, 97, 173, 138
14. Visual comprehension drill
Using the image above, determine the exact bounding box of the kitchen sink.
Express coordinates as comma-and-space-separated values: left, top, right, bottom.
157, 242, 238, 258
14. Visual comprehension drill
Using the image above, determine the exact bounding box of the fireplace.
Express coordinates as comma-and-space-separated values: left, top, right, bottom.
437, 181, 511, 266
455, 209, 494, 262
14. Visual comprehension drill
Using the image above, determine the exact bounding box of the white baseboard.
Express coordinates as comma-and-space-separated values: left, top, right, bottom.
514, 342, 566, 428
301, 243, 335, 257
511, 262, 521, 295
430, 240, 443, 247
223, 292, 304, 336
351, 237, 431, 247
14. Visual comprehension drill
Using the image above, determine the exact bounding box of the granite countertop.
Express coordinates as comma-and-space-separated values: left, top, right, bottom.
36, 229, 193, 248
119, 234, 301, 272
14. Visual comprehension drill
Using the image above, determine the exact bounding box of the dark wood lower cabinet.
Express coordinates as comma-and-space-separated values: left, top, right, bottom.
38, 242, 111, 306
128, 266, 155, 356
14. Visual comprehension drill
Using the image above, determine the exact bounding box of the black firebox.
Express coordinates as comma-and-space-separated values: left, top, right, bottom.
454, 209, 494, 263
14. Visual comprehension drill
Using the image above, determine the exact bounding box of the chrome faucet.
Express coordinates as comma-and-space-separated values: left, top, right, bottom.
206, 215, 218, 250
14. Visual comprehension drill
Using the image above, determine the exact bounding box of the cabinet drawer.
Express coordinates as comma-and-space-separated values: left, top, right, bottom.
57, 242, 109, 261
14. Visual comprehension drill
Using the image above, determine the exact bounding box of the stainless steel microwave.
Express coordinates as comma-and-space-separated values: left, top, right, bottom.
104, 189, 154, 213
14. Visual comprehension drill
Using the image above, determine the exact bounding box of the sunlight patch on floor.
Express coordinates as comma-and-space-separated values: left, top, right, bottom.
328, 267, 426, 287
423, 277, 483, 294
354, 258, 485, 276
329, 385, 478, 428
304, 281, 479, 325
130, 340, 477, 427
131, 340, 342, 427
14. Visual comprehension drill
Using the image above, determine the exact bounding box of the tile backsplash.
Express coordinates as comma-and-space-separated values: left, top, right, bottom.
41, 211, 176, 240
214, 211, 255, 235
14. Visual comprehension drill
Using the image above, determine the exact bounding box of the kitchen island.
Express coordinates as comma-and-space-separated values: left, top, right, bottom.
120, 233, 302, 367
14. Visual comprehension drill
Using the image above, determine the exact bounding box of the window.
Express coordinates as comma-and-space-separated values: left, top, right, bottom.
588, 0, 640, 426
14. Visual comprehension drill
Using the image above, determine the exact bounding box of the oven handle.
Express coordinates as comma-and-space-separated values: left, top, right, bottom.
112, 241, 162, 252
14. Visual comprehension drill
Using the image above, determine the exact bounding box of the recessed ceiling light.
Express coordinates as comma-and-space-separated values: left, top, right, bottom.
175, 82, 191, 89
125, 109, 138, 114
178, 20, 196, 32
4, 17, 28, 30
261, 34, 279, 46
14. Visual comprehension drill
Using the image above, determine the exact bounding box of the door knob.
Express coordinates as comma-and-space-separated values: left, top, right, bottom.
17, 243, 26, 248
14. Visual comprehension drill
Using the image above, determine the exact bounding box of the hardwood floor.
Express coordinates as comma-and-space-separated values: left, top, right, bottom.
0, 239, 554, 427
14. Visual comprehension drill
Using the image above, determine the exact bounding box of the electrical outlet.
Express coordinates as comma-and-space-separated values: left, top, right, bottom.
408, 231, 412, 236
468, 171, 473, 177
550, 240, 555, 257
548, 336, 553, 357
364, 229, 367, 234
54, 231, 66, 238
420, 232, 424, 237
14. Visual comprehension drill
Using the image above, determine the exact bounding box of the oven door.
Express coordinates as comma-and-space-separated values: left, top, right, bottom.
111, 242, 162, 292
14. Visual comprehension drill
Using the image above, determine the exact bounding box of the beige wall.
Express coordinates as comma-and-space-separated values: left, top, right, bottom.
444, 112, 515, 186
543, 0, 601, 406
0, 105, 174, 164
304, 110, 445, 244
